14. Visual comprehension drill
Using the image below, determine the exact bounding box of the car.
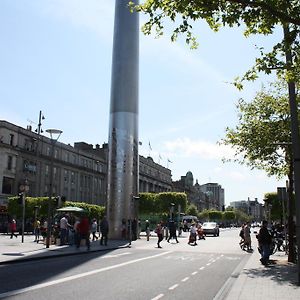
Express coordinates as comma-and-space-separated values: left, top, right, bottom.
202, 222, 220, 237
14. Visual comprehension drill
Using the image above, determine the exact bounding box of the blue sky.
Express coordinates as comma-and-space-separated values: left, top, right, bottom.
0, 0, 286, 205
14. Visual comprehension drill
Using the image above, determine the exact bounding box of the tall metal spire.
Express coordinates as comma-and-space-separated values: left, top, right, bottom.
106, 0, 139, 239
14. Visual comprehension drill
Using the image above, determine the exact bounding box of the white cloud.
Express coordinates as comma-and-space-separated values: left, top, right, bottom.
164, 137, 235, 160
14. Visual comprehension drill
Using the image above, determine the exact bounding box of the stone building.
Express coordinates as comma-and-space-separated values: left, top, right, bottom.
172, 171, 222, 211
0, 120, 172, 206
229, 198, 264, 221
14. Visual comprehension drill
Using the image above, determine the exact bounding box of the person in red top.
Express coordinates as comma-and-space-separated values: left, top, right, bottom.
76, 215, 90, 250
10, 218, 18, 239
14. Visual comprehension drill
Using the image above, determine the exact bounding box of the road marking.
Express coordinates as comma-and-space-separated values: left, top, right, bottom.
151, 294, 164, 300
206, 262, 211, 266
191, 271, 198, 276
0, 251, 172, 299
181, 277, 189, 282
199, 266, 205, 270
102, 252, 131, 258
169, 284, 179, 290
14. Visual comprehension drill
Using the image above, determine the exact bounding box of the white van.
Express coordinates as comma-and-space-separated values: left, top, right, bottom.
181, 215, 198, 231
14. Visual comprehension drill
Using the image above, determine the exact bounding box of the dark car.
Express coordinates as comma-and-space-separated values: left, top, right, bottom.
202, 222, 220, 237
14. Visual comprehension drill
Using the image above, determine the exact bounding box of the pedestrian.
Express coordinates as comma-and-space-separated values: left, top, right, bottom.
132, 218, 137, 241
155, 222, 163, 248
239, 224, 245, 249
197, 224, 205, 240
59, 214, 71, 246
145, 219, 150, 241
73, 217, 80, 247
244, 222, 252, 251
91, 218, 98, 241
77, 215, 90, 250
33, 218, 40, 243
188, 223, 197, 246
100, 215, 109, 246
257, 220, 272, 265
167, 220, 179, 243
10, 218, 18, 239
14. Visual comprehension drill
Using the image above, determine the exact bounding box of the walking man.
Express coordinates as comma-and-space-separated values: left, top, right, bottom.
258, 220, 272, 265
100, 215, 109, 246
167, 220, 179, 243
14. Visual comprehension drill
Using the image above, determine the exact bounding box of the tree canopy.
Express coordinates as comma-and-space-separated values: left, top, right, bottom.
132, 0, 300, 84
219, 80, 293, 178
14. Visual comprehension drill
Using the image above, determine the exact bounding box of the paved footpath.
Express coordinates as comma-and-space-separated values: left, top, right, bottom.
222, 238, 300, 300
1, 233, 300, 299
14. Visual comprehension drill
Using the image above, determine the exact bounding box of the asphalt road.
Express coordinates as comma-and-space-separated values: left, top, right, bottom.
0, 228, 251, 300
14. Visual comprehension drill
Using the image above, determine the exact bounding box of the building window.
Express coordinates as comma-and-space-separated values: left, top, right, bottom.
45, 165, 49, 177
64, 169, 68, 183
7, 155, 13, 170
23, 160, 37, 174
2, 176, 14, 194
9, 134, 14, 146
71, 172, 75, 184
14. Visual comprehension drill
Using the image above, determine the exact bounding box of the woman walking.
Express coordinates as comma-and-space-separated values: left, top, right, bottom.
155, 222, 163, 248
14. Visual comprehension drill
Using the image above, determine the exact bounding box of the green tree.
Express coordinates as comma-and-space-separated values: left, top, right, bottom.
220, 81, 292, 180
186, 203, 198, 216
223, 210, 236, 222
208, 210, 223, 221
264, 192, 282, 222
132, 1, 300, 84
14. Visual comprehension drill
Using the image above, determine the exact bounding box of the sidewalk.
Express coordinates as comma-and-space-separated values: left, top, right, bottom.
222, 239, 300, 300
1, 233, 299, 299
0, 233, 129, 265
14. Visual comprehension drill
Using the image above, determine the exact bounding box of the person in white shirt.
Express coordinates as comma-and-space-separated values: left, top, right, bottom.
60, 214, 71, 245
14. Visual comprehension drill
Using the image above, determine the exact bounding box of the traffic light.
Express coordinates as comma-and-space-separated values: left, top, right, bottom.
18, 193, 23, 205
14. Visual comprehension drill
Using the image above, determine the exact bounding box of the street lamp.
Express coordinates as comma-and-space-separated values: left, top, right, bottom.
45, 129, 62, 248
19, 179, 29, 243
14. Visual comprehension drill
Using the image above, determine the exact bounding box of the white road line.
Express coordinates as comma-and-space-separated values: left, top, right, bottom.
199, 267, 205, 270
206, 262, 211, 266
181, 277, 189, 282
191, 271, 198, 276
151, 294, 164, 300
102, 252, 131, 258
0, 251, 172, 299
169, 284, 179, 290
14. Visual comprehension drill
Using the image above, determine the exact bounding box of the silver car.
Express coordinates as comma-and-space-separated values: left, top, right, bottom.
202, 222, 220, 237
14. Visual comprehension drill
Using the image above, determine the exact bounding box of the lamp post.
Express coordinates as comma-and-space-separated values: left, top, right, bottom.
19, 179, 29, 243
45, 129, 62, 248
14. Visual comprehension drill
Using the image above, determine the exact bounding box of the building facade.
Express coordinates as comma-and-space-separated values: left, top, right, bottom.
172, 171, 224, 211
0, 121, 172, 207
230, 198, 264, 221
